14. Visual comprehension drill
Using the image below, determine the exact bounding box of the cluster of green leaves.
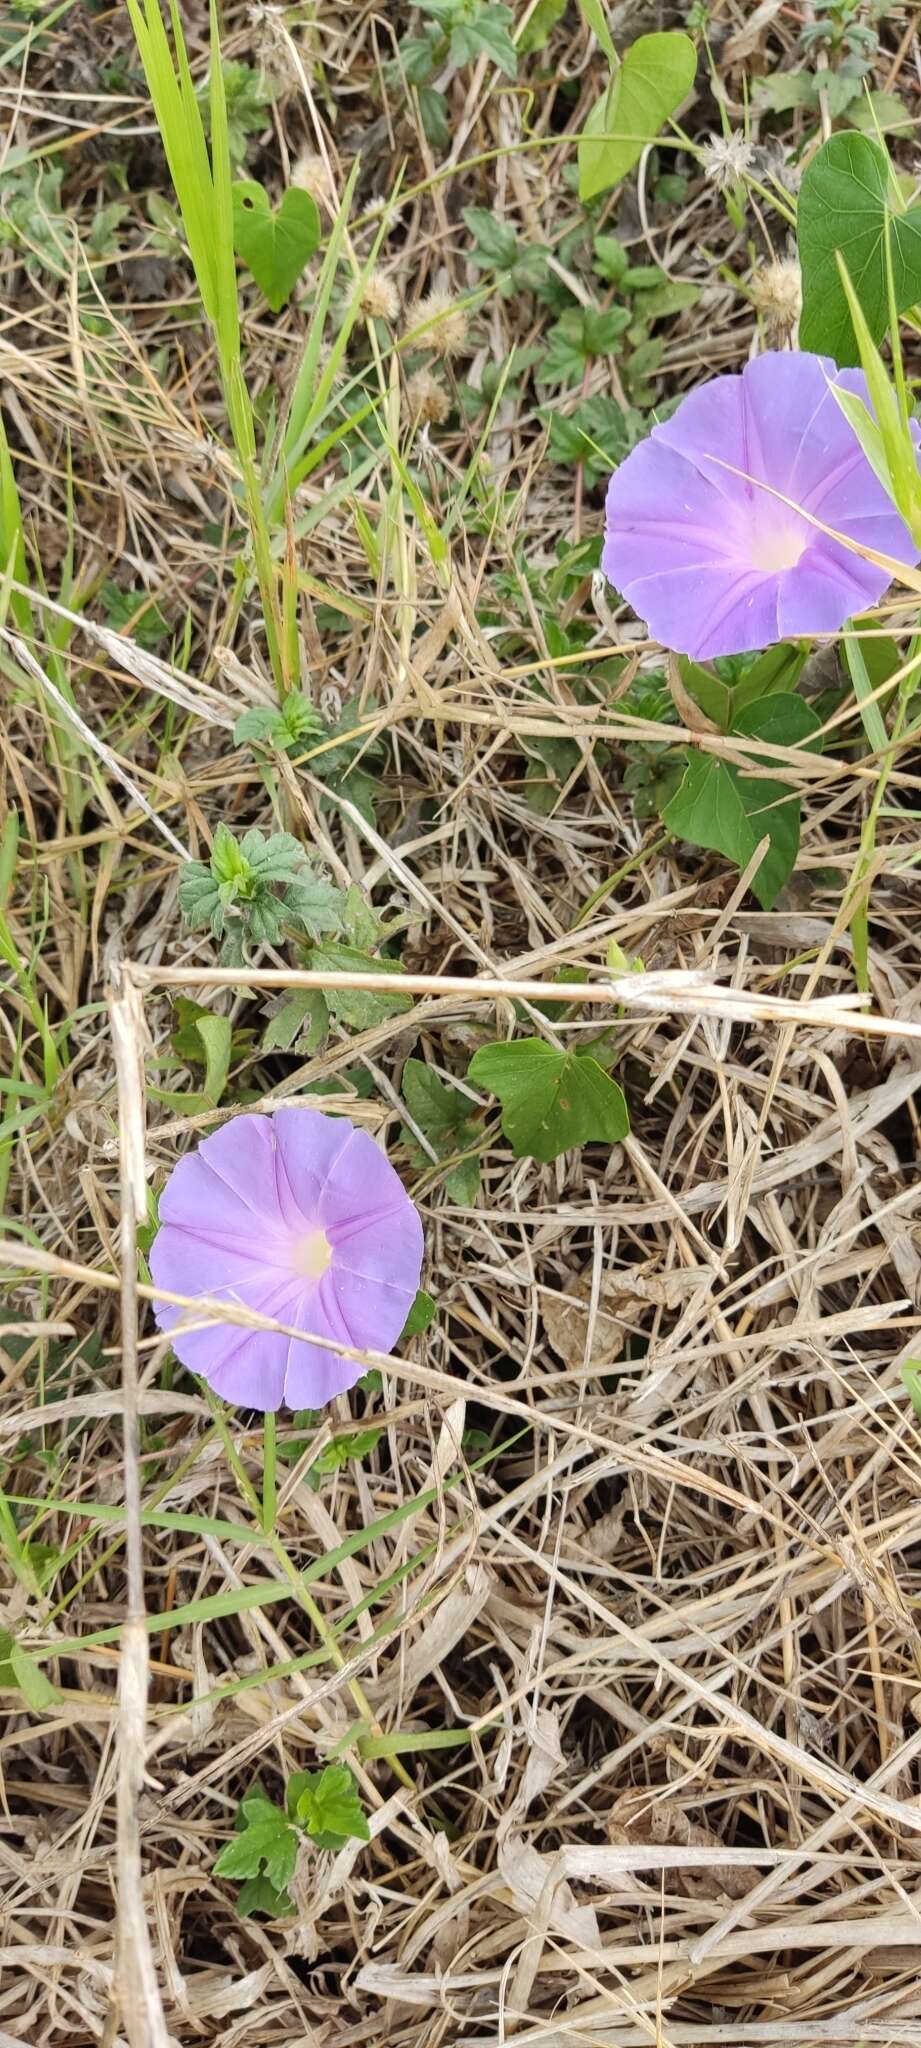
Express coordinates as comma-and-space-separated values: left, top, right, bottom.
392, 0, 518, 148
198, 59, 274, 167
482, 536, 615, 811
265, 885, 412, 1052
179, 823, 344, 965
399, 1029, 632, 1175
402, 1058, 481, 1202
0, 162, 127, 281
100, 580, 171, 652
178, 821, 411, 1056
619, 646, 824, 910
756, 1, 895, 122
236, 692, 385, 828
800, 0, 885, 58
461, 204, 696, 420
214, 1766, 369, 1918
146, 998, 256, 1116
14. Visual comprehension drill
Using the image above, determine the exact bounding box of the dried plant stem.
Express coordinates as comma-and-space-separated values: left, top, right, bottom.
108, 972, 171, 2048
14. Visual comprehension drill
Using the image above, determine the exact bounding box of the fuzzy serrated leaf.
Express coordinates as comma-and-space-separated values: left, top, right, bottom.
178, 862, 223, 934
234, 705, 287, 747
309, 944, 411, 1028
281, 871, 345, 940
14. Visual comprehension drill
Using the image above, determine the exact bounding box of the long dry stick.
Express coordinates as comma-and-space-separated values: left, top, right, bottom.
127, 961, 921, 1042
108, 971, 171, 2048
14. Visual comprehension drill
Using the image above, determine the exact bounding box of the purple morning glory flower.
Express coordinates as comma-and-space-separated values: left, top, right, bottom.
149, 1108, 424, 1411
603, 350, 921, 659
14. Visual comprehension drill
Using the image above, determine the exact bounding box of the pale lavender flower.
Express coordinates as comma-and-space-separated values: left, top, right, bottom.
603, 350, 921, 659
150, 1109, 424, 1411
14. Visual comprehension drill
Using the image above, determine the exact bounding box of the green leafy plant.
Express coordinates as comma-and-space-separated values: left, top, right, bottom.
390, 0, 517, 147
0, 162, 67, 274
519, 0, 568, 55
535, 232, 698, 403
546, 396, 643, 486
402, 1057, 481, 1202
198, 59, 274, 167
100, 580, 170, 651
214, 1766, 369, 1918
258, 887, 411, 1053
236, 692, 386, 829
653, 651, 823, 908
578, 32, 696, 202
540, 304, 633, 385
461, 206, 549, 296
800, 0, 884, 62
232, 179, 320, 311
418, 0, 517, 74
468, 1039, 630, 1163
234, 694, 325, 753
178, 823, 344, 964
307, 1428, 383, 1482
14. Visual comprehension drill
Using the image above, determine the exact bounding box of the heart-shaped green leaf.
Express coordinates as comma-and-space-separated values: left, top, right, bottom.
662, 695, 823, 910
468, 1040, 630, 1162
578, 32, 696, 202
797, 133, 921, 366
232, 179, 320, 312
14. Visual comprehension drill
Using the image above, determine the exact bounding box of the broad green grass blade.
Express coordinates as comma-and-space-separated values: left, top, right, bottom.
0, 410, 34, 636
126, 0, 284, 692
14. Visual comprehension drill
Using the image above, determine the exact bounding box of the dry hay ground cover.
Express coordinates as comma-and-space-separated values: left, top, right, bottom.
3, 1, 921, 2045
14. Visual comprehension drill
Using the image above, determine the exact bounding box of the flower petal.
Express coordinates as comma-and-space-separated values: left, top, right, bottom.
323, 1262, 415, 1354
271, 1106, 355, 1228
160, 1114, 288, 1239
616, 563, 780, 661
320, 1127, 414, 1231
150, 1221, 286, 1307
160, 1272, 299, 1411
283, 1280, 365, 1407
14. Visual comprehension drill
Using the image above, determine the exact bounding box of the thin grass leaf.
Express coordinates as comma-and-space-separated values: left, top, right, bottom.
830, 252, 921, 544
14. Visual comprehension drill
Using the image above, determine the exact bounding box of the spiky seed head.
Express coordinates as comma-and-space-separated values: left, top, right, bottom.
404, 368, 451, 426
414, 286, 470, 358
700, 132, 754, 192
291, 151, 329, 202
750, 257, 802, 339
360, 271, 401, 323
